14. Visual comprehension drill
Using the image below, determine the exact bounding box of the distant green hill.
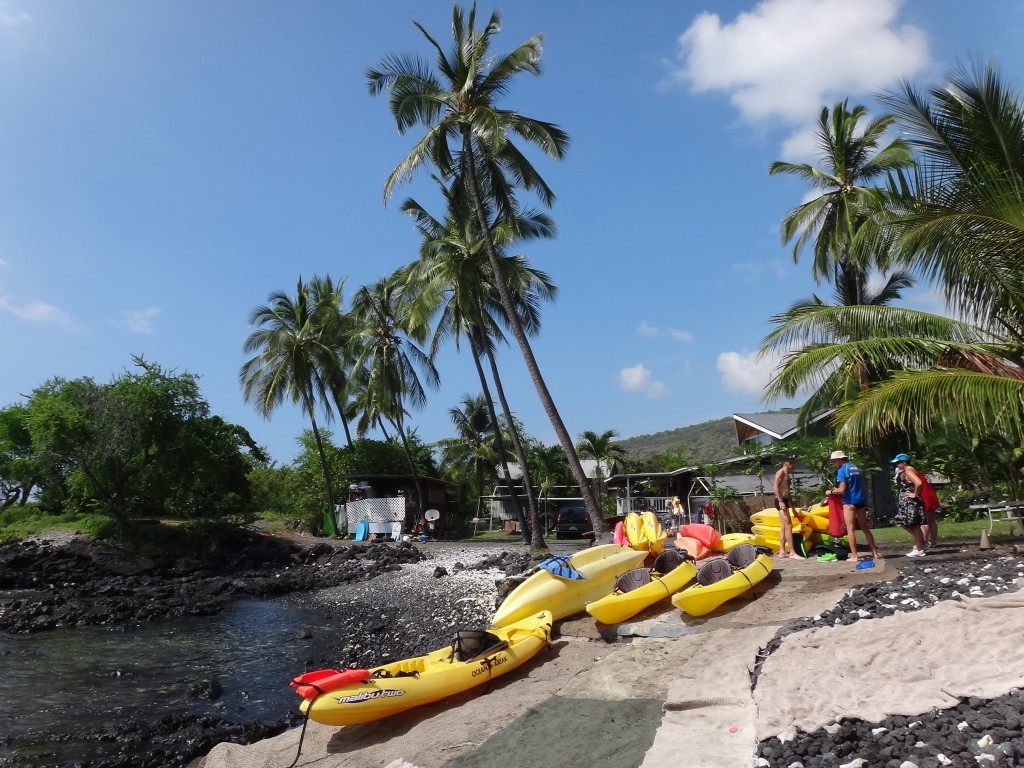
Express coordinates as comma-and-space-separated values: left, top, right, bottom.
618, 416, 738, 465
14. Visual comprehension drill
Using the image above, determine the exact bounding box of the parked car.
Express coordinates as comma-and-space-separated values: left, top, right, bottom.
554, 506, 591, 539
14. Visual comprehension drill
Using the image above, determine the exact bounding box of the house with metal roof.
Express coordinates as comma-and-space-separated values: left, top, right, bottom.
732, 408, 836, 448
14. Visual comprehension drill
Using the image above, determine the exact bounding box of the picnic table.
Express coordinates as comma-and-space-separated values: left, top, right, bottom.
969, 501, 1024, 536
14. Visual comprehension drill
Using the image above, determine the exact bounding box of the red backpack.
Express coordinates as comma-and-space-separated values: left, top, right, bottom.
919, 473, 940, 513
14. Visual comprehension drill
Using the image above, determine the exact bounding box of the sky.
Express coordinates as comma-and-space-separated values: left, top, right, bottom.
0, 0, 1021, 466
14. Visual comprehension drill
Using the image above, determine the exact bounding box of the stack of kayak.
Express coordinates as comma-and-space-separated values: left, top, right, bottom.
747, 504, 850, 558
612, 510, 668, 558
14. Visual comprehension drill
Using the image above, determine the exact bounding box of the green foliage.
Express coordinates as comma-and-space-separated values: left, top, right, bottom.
0, 405, 40, 509
14, 357, 259, 538
0, 504, 109, 544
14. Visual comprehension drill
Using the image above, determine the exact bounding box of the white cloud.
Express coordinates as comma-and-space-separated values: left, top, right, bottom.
717, 349, 780, 397
675, 0, 929, 158
619, 363, 669, 400
0, 1, 30, 26
0, 295, 72, 325
637, 321, 694, 343
113, 307, 160, 333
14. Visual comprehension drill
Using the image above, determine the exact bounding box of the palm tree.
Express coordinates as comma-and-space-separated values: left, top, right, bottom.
832, 62, 1024, 444
576, 429, 627, 513
239, 275, 351, 516
769, 100, 914, 281
760, 259, 915, 421
436, 394, 499, 506
401, 179, 556, 548
349, 275, 440, 521
367, 4, 606, 535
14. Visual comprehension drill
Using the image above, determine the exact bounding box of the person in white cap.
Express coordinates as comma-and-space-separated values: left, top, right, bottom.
825, 450, 880, 565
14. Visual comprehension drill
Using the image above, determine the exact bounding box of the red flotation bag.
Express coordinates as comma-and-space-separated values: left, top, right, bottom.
827, 495, 847, 537
290, 668, 370, 700
675, 534, 710, 560
676, 523, 721, 549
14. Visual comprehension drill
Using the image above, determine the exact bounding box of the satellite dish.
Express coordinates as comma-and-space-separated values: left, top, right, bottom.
424, 509, 440, 521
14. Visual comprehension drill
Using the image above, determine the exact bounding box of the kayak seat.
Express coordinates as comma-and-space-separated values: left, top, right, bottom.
615, 567, 652, 594
726, 544, 759, 569
652, 548, 688, 575
450, 630, 508, 663
695, 558, 733, 586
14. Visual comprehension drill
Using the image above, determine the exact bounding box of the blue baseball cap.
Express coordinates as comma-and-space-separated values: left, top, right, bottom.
890, 453, 910, 463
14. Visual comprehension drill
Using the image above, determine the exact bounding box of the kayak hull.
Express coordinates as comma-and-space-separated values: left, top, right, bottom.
715, 532, 766, 552
492, 544, 647, 627
585, 561, 697, 624
671, 554, 774, 617
297, 611, 551, 726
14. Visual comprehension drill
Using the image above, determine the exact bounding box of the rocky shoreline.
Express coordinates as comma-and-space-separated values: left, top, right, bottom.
0, 531, 537, 768
0, 531, 427, 633
754, 545, 1024, 767
7, 531, 1024, 768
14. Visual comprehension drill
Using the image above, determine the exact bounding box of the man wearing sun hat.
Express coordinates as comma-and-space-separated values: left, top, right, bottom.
825, 450, 880, 566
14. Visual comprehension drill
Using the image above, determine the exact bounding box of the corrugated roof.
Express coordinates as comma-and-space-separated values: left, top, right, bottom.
732, 408, 836, 443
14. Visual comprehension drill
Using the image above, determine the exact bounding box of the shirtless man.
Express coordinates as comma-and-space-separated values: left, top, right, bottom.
773, 456, 803, 559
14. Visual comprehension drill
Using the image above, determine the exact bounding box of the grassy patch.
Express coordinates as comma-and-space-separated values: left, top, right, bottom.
0, 505, 108, 543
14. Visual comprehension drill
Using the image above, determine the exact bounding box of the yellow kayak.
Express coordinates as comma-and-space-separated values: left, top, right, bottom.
671, 545, 773, 617
585, 550, 696, 625
292, 610, 552, 726
492, 544, 647, 627
750, 508, 829, 533
714, 532, 766, 552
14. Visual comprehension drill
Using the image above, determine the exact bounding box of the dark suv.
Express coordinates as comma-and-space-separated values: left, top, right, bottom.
554, 506, 591, 539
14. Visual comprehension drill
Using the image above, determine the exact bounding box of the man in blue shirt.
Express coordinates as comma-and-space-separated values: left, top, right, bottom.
824, 450, 879, 566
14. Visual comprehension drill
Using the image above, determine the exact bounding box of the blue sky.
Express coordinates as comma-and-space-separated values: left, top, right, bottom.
0, 0, 1020, 465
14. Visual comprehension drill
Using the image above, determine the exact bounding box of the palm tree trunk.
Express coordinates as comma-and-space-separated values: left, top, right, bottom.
340, 411, 354, 449
461, 133, 605, 535
468, 332, 531, 543
474, 315, 546, 551
307, 410, 336, 532
392, 411, 425, 531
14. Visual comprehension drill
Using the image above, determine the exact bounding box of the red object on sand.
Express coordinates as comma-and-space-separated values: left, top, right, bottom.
290, 668, 371, 700
827, 495, 847, 537
675, 534, 710, 559
676, 523, 721, 549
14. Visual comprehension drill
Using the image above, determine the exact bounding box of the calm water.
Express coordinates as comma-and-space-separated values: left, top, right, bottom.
0, 598, 344, 765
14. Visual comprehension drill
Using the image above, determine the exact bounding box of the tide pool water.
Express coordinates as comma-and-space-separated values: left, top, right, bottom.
0, 598, 342, 766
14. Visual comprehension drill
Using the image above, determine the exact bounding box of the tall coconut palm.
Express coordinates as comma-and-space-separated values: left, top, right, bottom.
576, 429, 627, 512
367, 4, 606, 534
401, 179, 555, 548
834, 62, 1024, 444
436, 394, 499, 506
760, 259, 915, 421
770, 100, 914, 282
349, 275, 440, 520
239, 275, 351, 515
